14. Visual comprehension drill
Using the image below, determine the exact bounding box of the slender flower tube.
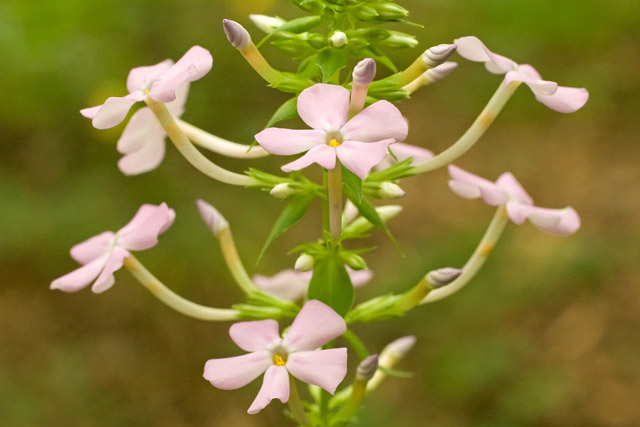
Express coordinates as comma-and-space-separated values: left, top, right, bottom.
399, 43, 457, 85
403, 62, 458, 95
51, 203, 175, 293
337, 355, 379, 422
350, 58, 376, 114
203, 300, 348, 414
176, 119, 269, 159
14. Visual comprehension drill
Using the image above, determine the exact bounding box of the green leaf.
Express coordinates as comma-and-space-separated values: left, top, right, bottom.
316, 48, 347, 83
343, 188, 399, 247
258, 193, 316, 261
341, 166, 363, 203
361, 46, 398, 73
308, 252, 354, 316
276, 15, 323, 34
264, 97, 298, 128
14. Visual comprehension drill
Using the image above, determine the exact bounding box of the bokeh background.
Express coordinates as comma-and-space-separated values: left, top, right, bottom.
1, 0, 639, 425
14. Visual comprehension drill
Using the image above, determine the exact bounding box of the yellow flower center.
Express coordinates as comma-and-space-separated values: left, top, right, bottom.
273, 354, 287, 366
328, 138, 341, 148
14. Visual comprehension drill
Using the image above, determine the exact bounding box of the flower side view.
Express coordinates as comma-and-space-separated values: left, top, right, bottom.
448, 165, 580, 235
51, 203, 175, 293
255, 83, 409, 179
455, 36, 589, 113
203, 300, 348, 414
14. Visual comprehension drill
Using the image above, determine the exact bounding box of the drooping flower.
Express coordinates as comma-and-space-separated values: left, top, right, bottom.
51, 203, 175, 293
253, 267, 373, 301
375, 142, 434, 171
455, 36, 588, 113
81, 46, 212, 129
255, 83, 408, 179
448, 165, 580, 235
203, 300, 348, 414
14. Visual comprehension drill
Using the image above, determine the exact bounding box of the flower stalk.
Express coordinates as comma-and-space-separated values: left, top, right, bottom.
288, 377, 312, 426
328, 164, 343, 242
176, 119, 269, 159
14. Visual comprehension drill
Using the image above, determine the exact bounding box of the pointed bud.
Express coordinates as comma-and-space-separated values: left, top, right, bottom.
353, 58, 377, 86
424, 62, 458, 83
329, 31, 348, 47
197, 199, 229, 236
294, 253, 315, 272
249, 14, 286, 34
376, 205, 403, 222
380, 31, 418, 48
379, 182, 406, 199
223, 19, 251, 51
426, 267, 462, 288
380, 336, 416, 365
341, 252, 368, 271
374, 2, 410, 20
356, 355, 379, 381
423, 44, 457, 67
269, 183, 297, 199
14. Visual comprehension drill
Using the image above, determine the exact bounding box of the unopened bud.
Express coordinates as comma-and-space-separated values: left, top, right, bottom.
376, 205, 403, 222
329, 31, 348, 47
356, 355, 379, 381
380, 31, 418, 48
269, 183, 297, 199
341, 252, 368, 271
374, 2, 410, 20
423, 62, 458, 83
223, 19, 252, 51
426, 267, 462, 288
294, 253, 314, 272
380, 335, 416, 366
196, 199, 229, 235
352, 58, 377, 86
379, 182, 406, 199
249, 14, 286, 33
353, 5, 379, 21
423, 44, 457, 67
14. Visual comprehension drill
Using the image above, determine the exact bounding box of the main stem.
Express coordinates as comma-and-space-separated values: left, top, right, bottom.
328, 164, 343, 242
288, 377, 311, 426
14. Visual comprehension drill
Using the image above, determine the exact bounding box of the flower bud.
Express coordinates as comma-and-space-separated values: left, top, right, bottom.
294, 253, 315, 272
352, 58, 376, 86
356, 355, 379, 381
373, 2, 410, 20
379, 182, 406, 199
307, 33, 327, 49
341, 252, 368, 271
222, 19, 251, 51
426, 267, 462, 288
290, 0, 324, 13
379, 31, 418, 49
330, 31, 348, 48
423, 62, 458, 83
353, 4, 379, 21
196, 199, 229, 236
422, 43, 457, 67
376, 205, 403, 222
269, 183, 297, 199
249, 14, 286, 33
379, 336, 416, 367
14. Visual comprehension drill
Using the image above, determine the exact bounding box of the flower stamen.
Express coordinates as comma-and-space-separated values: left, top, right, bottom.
328, 138, 341, 148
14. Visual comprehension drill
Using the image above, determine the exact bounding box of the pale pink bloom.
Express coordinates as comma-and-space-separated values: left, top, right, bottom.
255, 83, 408, 179
81, 46, 212, 129
375, 142, 434, 171
203, 300, 348, 414
50, 203, 175, 293
253, 267, 373, 301
448, 165, 580, 235
454, 36, 588, 113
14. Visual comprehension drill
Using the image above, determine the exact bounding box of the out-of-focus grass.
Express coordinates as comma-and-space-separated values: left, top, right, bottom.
1, 0, 639, 426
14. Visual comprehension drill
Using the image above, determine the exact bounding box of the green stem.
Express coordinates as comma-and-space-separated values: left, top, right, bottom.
328, 163, 343, 242
342, 329, 371, 360
176, 119, 269, 159
217, 227, 259, 295
288, 377, 312, 427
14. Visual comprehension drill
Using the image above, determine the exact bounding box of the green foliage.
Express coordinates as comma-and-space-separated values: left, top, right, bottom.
316, 48, 348, 82
308, 246, 355, 316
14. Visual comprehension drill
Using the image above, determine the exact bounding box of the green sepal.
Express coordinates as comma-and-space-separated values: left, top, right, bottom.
270, 72, 315, 94
265, 96, 299, 128
276, 15, 324, 34
361, 46, 398, 73
366, 158, 416, 182
308, 249, 354, 316
316, 48, 347, 83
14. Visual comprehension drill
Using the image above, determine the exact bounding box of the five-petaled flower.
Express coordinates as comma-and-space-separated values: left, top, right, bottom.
80, 45, 212, 129
455, 36, 588, 113
203, 300, 348, 414
50, 203, 175, 293
255, 83, 409, 179
448, 165, 580, 235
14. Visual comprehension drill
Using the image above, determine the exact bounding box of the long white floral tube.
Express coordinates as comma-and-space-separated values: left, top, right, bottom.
145, 98, 257, 186
123, 255, 241, 321
421, 205, 509, 304
176, 119, 269, 159
411, 80, 521, 174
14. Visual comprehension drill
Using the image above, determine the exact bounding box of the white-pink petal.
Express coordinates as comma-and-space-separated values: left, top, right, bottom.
506, 202, 580, 235
117, 108, 167, 175
495, 172, 533, 205
229, 320, 282, 352
203, 351, 271, 391
297, 84, 350, 131
349, 268, 373, 288
340, 101, 408, 143
281, 144, 337, 173
147, 46, 213, 103
448, 165, 507, 206
69, 231, 115, 264
82, 91, 147, 130
91, 246, 129, 293
50, 253, 109, 293
534, 86, 589, 114
505, 70, 558, 96
253, 270, 310, 301
117, 203, 175, 251
126, 60, 173, 93
282, 300, 346, 352
255, 128, 325, 155
454, 36, 517, 74
247, 365, 290, 414
336, 139, 393, 179
286, 348, 347, 394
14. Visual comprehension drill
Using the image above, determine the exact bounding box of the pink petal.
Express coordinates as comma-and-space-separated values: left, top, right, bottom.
340, 101, 408, 143
447, 165, 507, 206
253, 270, 310, 301
282, 300, 346, 352
505, 70, 558, 96
117, 108, 167, 175
454, 36, 517, 74
50, 253, 109, 293
91, 246, 129, 293
247, 365, 290, 414
534, 86, 589, 114
229, 320, 282, 352
126, 60, 174, 93
203, 351, 271, 390
496, 172, 533, 205
117, 203, 175, 251
297, 84, 350, 131
81, 91, 147, 130
70, 231, 115, 264
286, 348, 347, 394
506, 202, 580, 235
254, 128, 325, 155
281, 144, 337, 173
166, 82, 190, 117
147, 46, 213, 103
336, 139, 393, 179
347, 267, 372, 288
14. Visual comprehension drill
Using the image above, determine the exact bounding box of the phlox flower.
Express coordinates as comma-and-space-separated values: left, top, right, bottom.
253, 267, 373, 301
50, 203, 175, 293
203, 300, 348, 414
255, 83, 408, 179
455, 36, 588, 113
448, 165, 580, 235
81, 45, 212, 129
375, 142, 434, 171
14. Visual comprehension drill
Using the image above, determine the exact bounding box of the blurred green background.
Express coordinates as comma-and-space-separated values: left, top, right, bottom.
1, 0, 639, 425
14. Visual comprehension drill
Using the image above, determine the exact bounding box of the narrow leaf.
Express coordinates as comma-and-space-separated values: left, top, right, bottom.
341, 166, 363, 203
308, 253, 354, 316
264, 97, 298, 128
316, 48, 347, 83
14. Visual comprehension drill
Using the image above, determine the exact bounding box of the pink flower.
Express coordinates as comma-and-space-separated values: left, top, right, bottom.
81, 46, 212, 129
203, 300, 348, 414
51, 203, 175, 293
448, 165, 580, 235
255, 83, 408, 179
375, 142, 434, 171
253, 267, 373, 301
455, 36, 588, 113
